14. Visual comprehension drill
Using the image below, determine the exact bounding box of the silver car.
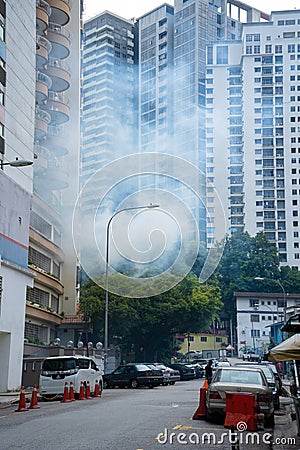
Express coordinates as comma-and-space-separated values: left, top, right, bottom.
206, 366, 274, 427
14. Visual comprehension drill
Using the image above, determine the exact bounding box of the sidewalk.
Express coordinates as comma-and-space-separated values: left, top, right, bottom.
0, 390, 31, 407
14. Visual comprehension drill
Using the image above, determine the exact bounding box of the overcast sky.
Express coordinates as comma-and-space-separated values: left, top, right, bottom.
83, 1, 299, 20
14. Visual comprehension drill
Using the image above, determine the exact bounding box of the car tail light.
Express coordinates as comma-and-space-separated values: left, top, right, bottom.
145, 371, 152, 377
258, 394, 270, 403
209, 391, 222, 399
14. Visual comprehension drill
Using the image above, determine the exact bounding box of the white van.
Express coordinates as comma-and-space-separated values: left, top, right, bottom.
39, 356, 103, 398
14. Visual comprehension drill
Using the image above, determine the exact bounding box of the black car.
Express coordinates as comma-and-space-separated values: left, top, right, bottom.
103, 363, 164, 389
169, 363, 195, 381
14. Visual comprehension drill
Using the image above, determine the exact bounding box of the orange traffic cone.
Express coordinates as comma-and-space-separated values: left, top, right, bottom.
15, 386, 29, 412
78, 381, 86, 400
203, 379, 209, 389
94, 380, 101, 398
61, 382, 71, 403
69, 382, 75, 401
29, 384, 40, 409
85, 381, 92, 399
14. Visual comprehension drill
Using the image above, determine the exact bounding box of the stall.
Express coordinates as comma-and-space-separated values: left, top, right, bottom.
268, 330, 300, 436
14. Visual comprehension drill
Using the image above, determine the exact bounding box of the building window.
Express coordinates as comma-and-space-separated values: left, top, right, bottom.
200, 337, 207, 342
251, 314, 260, 322
216, 46, 228, 64
251, 329, 260, 338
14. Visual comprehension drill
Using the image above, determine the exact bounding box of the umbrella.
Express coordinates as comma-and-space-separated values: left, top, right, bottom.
226, 345, 234, 351
268, 334, 300, 362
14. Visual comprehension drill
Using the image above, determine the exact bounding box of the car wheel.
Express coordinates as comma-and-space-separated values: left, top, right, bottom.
149, 384, 154, 389
265, 412, 274, 428
170, 381, 175, 385
130, 379, 138, 389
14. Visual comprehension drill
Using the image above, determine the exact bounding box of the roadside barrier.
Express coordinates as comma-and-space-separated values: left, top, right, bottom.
61, 382, 71, 403
85, 381, 92, 399
29, 384, 40, 409
94, 380, 101, 398
224, 392, 259, 431
15, 386, 29, 412
192, 379, 208, 420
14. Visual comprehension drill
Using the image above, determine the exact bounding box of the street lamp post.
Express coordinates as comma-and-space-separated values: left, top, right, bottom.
104, 204, 159, 373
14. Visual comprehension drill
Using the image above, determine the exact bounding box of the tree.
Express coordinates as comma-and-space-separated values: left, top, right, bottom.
214, 231, 281, 320
79, 275, 222, 362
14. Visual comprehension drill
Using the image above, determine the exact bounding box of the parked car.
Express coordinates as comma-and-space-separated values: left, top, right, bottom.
150, 363, 180, 385
169, 363, 195, 381
235, 362, 281, 409
206, 366, 274, 427
103, 363, 164, 389
188, 363, 204, 378
243, 351, 261, 362
39, 356, 102, 398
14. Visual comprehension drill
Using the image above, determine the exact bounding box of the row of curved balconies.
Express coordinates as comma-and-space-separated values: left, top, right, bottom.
36, 0, 70, 32
35, 0, 71, 192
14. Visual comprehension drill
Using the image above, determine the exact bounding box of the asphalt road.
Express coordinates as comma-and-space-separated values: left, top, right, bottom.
0, 378, 299, 450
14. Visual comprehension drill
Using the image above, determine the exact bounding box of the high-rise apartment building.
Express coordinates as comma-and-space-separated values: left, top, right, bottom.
81, 1, 265, 245
0, 0, 35, 391
28, 0, 82, 347
207, 9, 300, 270
81, 12, 137, 214
173, 0, 265, 239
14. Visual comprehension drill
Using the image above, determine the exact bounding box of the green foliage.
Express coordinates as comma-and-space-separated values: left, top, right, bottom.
212, 231, 300, 323
79, 275, 222, 362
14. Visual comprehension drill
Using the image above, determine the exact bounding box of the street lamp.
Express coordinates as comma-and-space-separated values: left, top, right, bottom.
0, 158, 33, 170
254, 277, 287, 321
104, 203, 159, 372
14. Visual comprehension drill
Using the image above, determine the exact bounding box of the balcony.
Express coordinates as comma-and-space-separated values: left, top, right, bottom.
36, 35, 52, 70
36, 71, 52, 105
26, 302, 62, 325
47, 0, 70, 26
42, 91, 70, 124
45, 124, 68, 157
35, 107, 51, 141
48, 22, 70, 59
36, 0, 51, 35
44, 57, 70, 92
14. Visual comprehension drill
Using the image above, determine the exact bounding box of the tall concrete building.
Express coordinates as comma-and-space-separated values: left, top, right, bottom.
0, 0, 82, 392
0, 0, 35, 391
27, 0, 82, 346
206, 9, 300, 270
81, 1, 265, 245
173, 0, 266, 239
81, 11, 137, 213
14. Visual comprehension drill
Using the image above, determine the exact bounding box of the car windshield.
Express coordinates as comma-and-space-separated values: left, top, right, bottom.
215, 369, 264, 385
42, 358, 77, 371
134, 364, 152, 371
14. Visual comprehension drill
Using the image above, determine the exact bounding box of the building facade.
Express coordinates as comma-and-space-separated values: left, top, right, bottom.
0, 0, 35, 391
26, 0, 82, 348
207, 9, 300, 270
235, 291, 300, 357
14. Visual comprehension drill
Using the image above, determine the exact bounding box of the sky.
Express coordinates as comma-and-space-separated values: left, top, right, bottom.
83, 0, 299, 20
